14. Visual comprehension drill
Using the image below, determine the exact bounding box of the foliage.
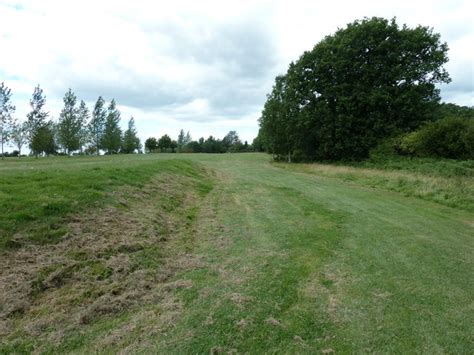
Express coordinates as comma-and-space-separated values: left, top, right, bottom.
434, 102, 474, 120
121, 117, 141, 153
259, 75, 296, 161
77, 100, 90, 152
30, 121, 56, 156
177, 129, 192, 152
10, 121, 28, 155
102, 99, 122, 154
251, 131, 266, 152
259, 17, 451, 161
144, 137, 159, 152
88, 96, 107, 155
222, 130, 243, 152
0, 82, 16, 159
398, 117, 474, 159
157, 134, 175, 152
146, 130, 252, 154
57, 89, 82, 154
26, 85, 49, 146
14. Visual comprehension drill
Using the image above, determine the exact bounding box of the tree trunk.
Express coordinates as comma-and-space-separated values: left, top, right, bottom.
1, 139, 4, 160
288, 151, 292, 163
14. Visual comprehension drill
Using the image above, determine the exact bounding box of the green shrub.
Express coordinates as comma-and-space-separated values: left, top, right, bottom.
398, 117, 474, 159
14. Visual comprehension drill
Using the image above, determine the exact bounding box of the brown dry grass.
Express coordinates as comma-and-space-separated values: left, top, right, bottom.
0, 172, 211, 349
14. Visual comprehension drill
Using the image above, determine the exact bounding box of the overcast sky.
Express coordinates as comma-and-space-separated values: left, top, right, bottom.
1, 0, 473, 144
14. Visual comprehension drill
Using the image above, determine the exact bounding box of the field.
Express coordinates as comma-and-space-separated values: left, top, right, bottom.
0, 153, 473, 353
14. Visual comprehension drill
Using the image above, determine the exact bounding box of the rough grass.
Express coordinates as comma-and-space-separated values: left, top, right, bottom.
274, 157, 474, 212
1, 153, 473, 353
0, 155, 211, 250
0, 156, 213, 352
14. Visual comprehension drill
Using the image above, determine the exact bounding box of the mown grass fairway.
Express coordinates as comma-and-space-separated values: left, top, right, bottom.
1, 153, 473, 353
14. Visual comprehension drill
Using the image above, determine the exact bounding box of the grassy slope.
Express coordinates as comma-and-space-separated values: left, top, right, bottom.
1, 153, 473, 353
0, 155, 210, 250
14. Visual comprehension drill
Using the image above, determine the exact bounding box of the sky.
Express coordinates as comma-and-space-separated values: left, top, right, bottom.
1, 0, 473, 146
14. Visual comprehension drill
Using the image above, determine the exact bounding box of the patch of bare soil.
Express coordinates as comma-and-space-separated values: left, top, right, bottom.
0, 173, 211, 349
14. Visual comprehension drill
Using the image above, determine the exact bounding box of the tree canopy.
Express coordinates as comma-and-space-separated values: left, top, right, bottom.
57, 89, 82, 154
259, 17, 451, 161
0, 82, 16, 159
102, 99, 122, 154
122, 117, 141, 153
88, 96, 107, 155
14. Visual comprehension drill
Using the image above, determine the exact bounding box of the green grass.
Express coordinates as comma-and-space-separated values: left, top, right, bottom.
0, 153, 473, 353
275, 157, 474, 212
0, 155, 210, 250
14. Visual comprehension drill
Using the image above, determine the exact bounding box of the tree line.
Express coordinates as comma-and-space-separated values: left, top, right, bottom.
144, 130, 256, 153
0, 84, 141, 158
257, 17, 463, 162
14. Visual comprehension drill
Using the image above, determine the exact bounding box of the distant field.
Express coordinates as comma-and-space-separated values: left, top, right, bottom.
1, 153, 473, 353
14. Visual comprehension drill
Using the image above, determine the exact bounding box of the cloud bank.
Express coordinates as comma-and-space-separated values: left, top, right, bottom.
1, 0, 472, 142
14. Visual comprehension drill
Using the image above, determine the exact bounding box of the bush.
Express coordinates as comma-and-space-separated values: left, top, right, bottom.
398, 117, 474, 159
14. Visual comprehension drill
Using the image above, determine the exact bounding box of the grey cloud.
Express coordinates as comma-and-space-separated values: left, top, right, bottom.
46, 17, 277, 122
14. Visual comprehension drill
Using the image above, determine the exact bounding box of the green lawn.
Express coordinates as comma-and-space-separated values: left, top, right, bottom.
1, 153, 473, 353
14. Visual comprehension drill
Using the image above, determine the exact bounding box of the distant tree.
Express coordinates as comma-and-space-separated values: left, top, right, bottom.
10, 120, 28, 156
252, 131, 266, 152
57, 89, 82, 155
122, 117, 141, 153
202, 136, 225, 153
170, 140, 178, 153
185, 131, 192, 145
177, 129, 186, 152
77, 100, 90, 153
26, 85, 49, 150
157, 134, 172, 152
223, 130, 243, 152
88, 96, 106, 155
434, 103, 474, 120
26, 85, 49, 156
31, 121, 56, 156
0, 82, 16, 159
102, 99, 122, 154
145, 137, 158, 152
187, 141, 200, 153
177, 130, 193, 153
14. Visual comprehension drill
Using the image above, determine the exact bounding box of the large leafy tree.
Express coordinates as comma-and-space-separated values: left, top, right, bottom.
260, 17, 451, 160
0, 82, 16, 159
88, 96, 107, 155
102, 99, 122, 154
57, 89, 82, 154
122, 116, 141, 153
